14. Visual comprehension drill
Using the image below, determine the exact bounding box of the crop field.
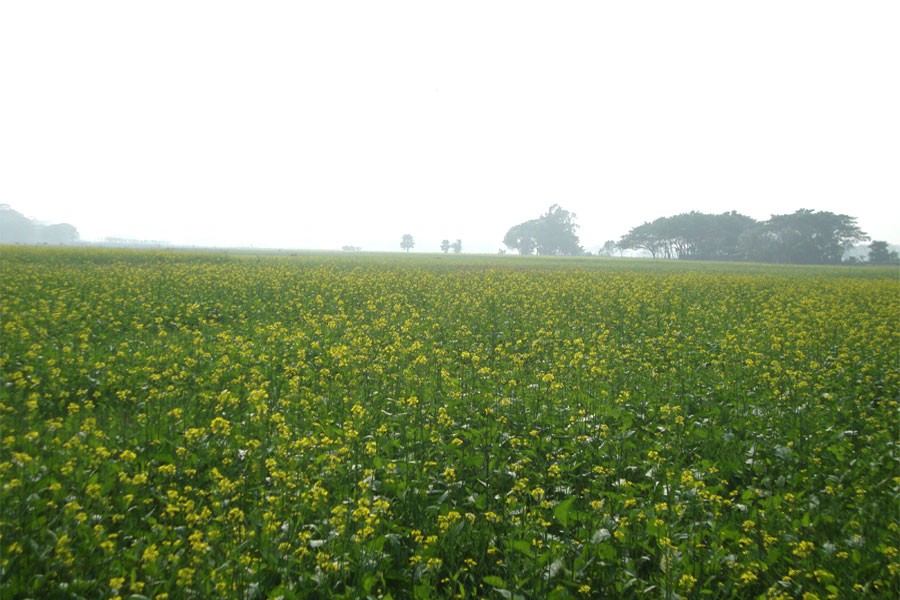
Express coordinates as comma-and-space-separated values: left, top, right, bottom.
1, 247, 898, 599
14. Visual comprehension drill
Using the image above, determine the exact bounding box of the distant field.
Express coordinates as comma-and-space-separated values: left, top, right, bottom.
1, 246, 898, 598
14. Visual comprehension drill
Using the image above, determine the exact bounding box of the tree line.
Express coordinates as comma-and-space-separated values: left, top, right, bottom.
0, 205, 80, 245
503, 206, 897, 265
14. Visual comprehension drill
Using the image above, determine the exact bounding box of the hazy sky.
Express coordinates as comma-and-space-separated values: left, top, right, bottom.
2, 1, 898, 252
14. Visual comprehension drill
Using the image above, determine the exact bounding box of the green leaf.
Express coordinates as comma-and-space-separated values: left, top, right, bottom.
596, 542, 616, 560
547, 587, 573, 600
554, 497, 577, 528
483, 575, 506, 588
508, 539, 534, 557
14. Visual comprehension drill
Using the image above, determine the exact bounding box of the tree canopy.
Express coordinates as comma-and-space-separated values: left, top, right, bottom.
400, 234, 415, 252
619, 209, 870, 264
867, 240, 899, 265
440, 239, 462, 254
741, 209, 868, 264
619, 211, 756, 260
503, 205, 582, 256
0, 204, 80, 244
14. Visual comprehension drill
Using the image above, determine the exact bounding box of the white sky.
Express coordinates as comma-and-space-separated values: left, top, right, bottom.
2, 1, 898, 252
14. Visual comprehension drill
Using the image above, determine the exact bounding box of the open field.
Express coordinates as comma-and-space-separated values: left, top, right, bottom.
1, 247, 898, 598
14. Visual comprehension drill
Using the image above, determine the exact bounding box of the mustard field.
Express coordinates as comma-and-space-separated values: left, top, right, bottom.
1, 247, 898, 599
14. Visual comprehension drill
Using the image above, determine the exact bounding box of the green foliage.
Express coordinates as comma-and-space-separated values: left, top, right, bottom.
0, 204, 80, 244
619, 211, 756, 260
503, 205, 582, 256
620, 209, 870, 265
1, 247, 897, 598
742, 209, 869, 264
439, 240, 462, 254
868, 240, 900, 265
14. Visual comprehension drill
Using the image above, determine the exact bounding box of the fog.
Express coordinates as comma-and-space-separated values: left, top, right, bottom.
2, 2, 898, 252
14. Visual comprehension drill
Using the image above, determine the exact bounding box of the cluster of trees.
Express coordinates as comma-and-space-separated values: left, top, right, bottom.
0, 205, 79, 245
617, 209, 876, 265
398, 235, 463, 254
617, 211, 754, 261
503, 205, 582, 256
440, 239, 462, 254
502, 205, 895, 265
866, 240, 900, 265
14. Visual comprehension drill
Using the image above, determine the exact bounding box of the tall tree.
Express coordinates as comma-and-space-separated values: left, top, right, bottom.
503, 205, 582, 256
618, 219, 668, 259
451, 239, 462, 254
502, 220, 539, 255
598, 240, 619, 257
741, 210, 868, 264
400, 234, 415, 252
0, 205, 37, 243
0, 204, 80, 244
41, 223, 80, 244
867, 241, 899, 265
619, 212, 756, 260
440, 239, 450, 253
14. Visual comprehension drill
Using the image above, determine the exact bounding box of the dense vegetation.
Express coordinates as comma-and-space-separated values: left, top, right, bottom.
1, 247, 898, 598
0, 205, 79, 245
503, 205, 582, 256
617, 210, 873, 264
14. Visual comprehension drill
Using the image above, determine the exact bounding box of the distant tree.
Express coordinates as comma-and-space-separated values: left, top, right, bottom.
451, 239, 462, 254
699, 211, 758, 260
0, 205, 37, 243
503, 205, 582, 256
735, 226, 778, 263
503, 221, 539, 255
618, 220, 667, 259
619, 212, 756, 260
665, 211, 757, 260
535, 205, 582, 256
400, 234, 415, 252
868, 240, 900, 265
740, 209, 868, 264
42, 223, 79, 244
341, 245, 362, 252
440, 239, 450, 253
620, 208, 870, 264
598, 240, 619, 257
0, 204, 79, 244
